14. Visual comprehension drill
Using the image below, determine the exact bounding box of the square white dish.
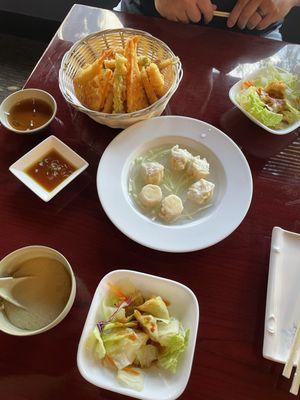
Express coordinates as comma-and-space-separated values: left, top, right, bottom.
77, 269, 199, 400
9, 135, 88, 202
263, 227, 300, 364
229, 66, 300, 135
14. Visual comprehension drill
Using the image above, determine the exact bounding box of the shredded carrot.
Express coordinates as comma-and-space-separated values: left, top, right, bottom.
163, 298, 170, 306
105, 355, 117, 370
107, 282, 126, 299
242, 80, 254, 88
128, 333, 137, 341
123, 367, 140, 376
257, 87, 263, 96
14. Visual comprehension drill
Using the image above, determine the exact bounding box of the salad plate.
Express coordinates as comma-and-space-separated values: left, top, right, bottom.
77, 269, 199, 400
229, 65, 300, 135
263, 227, 300, 364
97, 116, 252, 253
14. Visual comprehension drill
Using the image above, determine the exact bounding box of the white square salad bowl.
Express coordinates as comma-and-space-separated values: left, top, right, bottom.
229, 65, 300, 135
77, 269, 199, 400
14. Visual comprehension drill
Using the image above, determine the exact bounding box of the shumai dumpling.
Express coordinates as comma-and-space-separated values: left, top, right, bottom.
187, 179, 215, 205
186, 156, 210, 179
139, 184, 162, 208
159, 194, 183, 222
141, 162, 164, 185
170, 145, 192, 171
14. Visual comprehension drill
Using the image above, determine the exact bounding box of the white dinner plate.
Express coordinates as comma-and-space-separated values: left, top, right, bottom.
263, 227, 300, 364
97, 116, 253, 253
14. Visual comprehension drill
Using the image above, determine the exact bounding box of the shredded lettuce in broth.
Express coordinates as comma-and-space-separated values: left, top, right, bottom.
86, 280, 190, 392
128, 144, 213, 224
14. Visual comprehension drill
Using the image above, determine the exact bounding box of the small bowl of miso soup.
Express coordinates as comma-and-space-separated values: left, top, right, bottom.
0, 245, 76, 336
0, 88, 57, 134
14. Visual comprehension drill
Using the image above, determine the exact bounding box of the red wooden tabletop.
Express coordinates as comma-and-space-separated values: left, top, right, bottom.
0, 4, 300, 400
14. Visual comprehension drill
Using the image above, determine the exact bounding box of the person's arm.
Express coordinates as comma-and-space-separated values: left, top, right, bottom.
227, 0, 300, 30
154, 0, 216, 24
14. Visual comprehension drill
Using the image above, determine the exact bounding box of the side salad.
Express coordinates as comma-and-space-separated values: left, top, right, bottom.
237, 66, 300, 129
86, 280, 189, 391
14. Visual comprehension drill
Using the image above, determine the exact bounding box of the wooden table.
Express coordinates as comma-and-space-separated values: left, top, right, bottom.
0, 4, 299, 400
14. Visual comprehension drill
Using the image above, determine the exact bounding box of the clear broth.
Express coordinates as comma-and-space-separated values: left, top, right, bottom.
128, 144, 215, 225
7, 98, 53, 131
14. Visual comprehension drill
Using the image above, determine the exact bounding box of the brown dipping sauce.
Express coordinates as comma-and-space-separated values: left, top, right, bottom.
8, 98, 53, 131
25, 149, 76, 192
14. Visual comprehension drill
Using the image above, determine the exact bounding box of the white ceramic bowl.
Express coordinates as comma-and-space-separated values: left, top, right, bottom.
77, 269, 199, 400
229, 66, 300, 135
0, 88, 57, 134
0, 245, 76, 336
9, 135, 89, 202
97, 116, 253, 253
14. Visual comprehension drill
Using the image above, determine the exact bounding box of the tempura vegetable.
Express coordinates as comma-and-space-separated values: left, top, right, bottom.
146, 63, 165, 97
72, 35, 179, 114
113, 53, 127, 113
141, 66, 158, 105
125, 36, 149, 112
73, 49, 112, 111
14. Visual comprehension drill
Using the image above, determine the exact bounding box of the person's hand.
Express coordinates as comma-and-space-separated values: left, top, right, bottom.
227, 0, 297, 30
154, 0, 216, 24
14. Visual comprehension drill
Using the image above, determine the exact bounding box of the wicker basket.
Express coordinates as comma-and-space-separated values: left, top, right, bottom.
59, 28, 183, 129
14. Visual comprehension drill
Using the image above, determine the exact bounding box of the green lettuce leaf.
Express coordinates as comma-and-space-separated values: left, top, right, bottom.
135, 344, 158, 368
282, 100, 300, 124
137, 296, 170, 320
93, 327, 106, 359
101, 327, 148, 369
102, 304, 127, 322
117, 368, 144, 391
253, 65, 298, 91
134, 310, 159, 341
157, 317, 180, 346
237, 86, 283, 128
158, 329, 189, 373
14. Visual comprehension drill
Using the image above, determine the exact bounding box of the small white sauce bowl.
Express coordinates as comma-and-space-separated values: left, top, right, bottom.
0, 88, 57, 134
0, 245, 76, 336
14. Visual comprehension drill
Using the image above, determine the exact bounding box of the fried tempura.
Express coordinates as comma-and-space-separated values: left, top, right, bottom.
138, 56, 150, 69
73, 60, 101, 105
113, 47, 125, 56
156, 57, 179, 70
104, 59, 116, 70
103, 81, 114, 113
73, 50, 112, 110
72, 35, 177, 114
99, 68, 113, 110
141, 66, 158, 105
82, 75, 103, 110
125, 36, 149, 113
113, 53, 127, 113
146, 63, 165, 97
74, 50, 112, 85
